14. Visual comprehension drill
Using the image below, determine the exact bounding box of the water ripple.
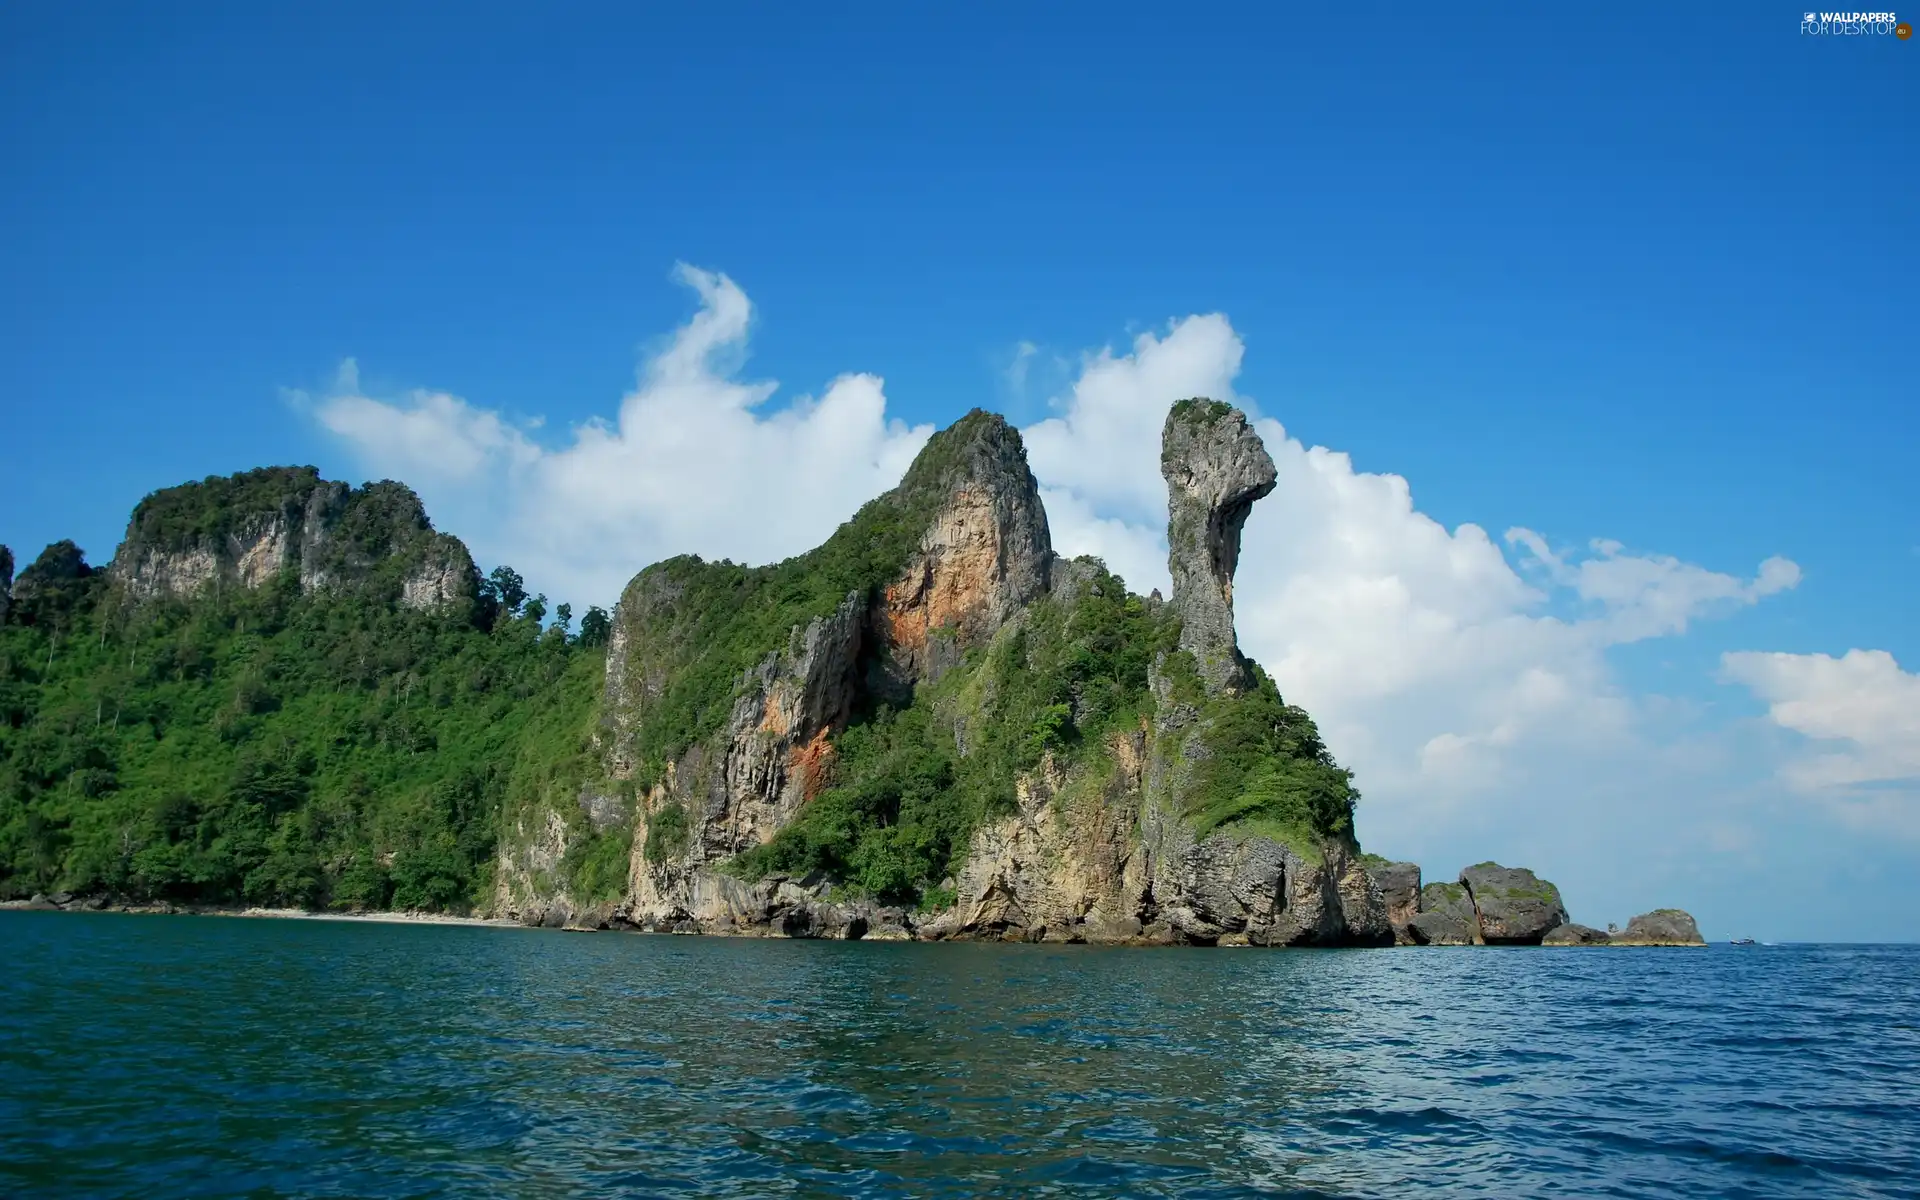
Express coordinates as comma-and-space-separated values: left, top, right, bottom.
1, 914, 1917, 1198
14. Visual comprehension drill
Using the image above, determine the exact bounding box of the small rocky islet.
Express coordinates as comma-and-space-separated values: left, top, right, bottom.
1366, 860, 1704, 948
1, 399, 1703, 948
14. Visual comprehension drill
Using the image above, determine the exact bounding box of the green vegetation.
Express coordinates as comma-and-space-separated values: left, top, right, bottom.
643, 801, 690, 864
1168, 397, 1233, 427
125, 466, 326, 547
564, 825, 635, 903
730, 560, 1175, 904
0, 505, 608, 912
1462, 864, 1561, 904
1160, 650, 1357, 847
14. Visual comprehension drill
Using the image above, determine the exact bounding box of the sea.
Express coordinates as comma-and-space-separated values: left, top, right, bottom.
2, 912, 1916, 1198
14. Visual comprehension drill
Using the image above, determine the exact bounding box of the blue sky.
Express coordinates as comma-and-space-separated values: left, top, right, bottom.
3, 4, 1915, 939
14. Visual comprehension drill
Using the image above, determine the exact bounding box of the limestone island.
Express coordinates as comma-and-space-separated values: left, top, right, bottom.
0, 402, 1702, 947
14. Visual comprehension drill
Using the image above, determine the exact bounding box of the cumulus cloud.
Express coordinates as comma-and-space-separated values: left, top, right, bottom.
1014, 315, 1809, 862
311, 264, 933, 605
309, 360, 539, 484
1508, 529, 1801, 643
1721, 649, 1920, 832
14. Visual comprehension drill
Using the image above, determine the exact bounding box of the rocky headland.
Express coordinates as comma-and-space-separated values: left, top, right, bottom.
485, 402, 1701, 946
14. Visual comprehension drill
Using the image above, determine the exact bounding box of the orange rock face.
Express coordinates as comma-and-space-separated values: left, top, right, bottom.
880, 486, 1006, 667
787, 728, 836, 804
757, 691, 790, 738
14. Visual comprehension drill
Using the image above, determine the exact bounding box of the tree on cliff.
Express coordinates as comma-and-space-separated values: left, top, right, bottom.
577, 606, 611, 648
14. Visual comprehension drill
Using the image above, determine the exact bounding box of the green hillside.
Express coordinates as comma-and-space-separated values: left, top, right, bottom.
0, 484, 608, 911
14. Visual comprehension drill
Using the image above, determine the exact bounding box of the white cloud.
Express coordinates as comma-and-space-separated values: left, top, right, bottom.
1721, 649, 1920, 831
1020, 314, 1803, 858
309, 360, 539, 484
311, 264, 933, 606
1024, 314, 1242, 526
1006, 341, 1039, 395
1508, 529, 1801, 643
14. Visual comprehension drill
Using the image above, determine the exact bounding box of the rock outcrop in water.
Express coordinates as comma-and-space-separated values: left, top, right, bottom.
1610, 909, 1706, 946
1365, 863, 1702, 949
1542, 923, 1611, 946
1409, 881, 1480, 945
1366, 860, 1422, 945
1458, 863, 1569, 945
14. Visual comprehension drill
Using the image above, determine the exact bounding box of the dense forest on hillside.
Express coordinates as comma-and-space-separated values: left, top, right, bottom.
0, 535, 608, 911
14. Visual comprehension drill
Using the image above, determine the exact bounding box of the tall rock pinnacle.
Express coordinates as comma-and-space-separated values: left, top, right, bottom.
1160, 398, 1276, 696
876, 410, 1053, 686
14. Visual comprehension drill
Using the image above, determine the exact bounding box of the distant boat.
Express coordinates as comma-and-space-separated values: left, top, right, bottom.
1730, 938, 1757, 946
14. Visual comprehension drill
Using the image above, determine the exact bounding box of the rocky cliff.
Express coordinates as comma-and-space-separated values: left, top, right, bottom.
109, 466, 477, 613
494, 403, 1391, 945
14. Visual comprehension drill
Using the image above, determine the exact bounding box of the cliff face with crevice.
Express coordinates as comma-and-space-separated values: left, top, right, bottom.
494, 403, 1390, 945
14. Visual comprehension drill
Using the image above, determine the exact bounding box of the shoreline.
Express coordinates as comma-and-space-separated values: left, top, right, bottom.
0, 898, 1722, 945
0, 898, 519, 928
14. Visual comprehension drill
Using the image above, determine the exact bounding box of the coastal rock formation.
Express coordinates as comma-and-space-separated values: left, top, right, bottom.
499, 402, 1388, 946
871, 413, 1053, 692
1543, 923, 1612, 946
2, 415, 1691, 947
1407, 910, 1476, 946
1420, 879, 1474, 925
1129, 403, 1385, 946
109, 467, 477, 613
1459, 863, 1568, 945
912, 741, 1154, 945
1611, 909, 1705, 946
1160, 400, 1277, 697
1348, 862, 1692, 950
1417, 880, 1481, 943
1367, 860, 1422, 945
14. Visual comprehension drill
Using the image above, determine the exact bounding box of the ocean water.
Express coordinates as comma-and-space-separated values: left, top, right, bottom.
2, 914, 1916, 1199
